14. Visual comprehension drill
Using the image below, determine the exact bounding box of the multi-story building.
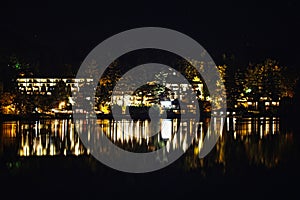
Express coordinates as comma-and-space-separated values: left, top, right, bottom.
16, 77, 94, 96
16, 75, 206, 115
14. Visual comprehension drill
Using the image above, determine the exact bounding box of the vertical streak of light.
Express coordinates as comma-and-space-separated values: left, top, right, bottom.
273, 117, 277, 134
198, 122, 203, 152
35, 121, 38, 137
220, 117, 224, 138
54, 119, 57, 137
38, 120, 40, 135
213, 117, 217, 136
227, 117, 229, 132
248, 121, 251, 135
61, 120, 65, 141
233, 117, 236, 132
114, 121, 117, 142
266, 119, 270, 135
145, 120, 149, 144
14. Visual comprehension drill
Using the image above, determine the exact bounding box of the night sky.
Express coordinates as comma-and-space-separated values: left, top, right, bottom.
0, 0, 299, 75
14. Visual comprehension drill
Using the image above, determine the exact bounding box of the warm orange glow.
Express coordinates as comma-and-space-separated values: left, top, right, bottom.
58, 101, 66, 110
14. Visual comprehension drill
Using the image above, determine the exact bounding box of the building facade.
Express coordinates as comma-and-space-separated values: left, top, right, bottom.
16, 77, 94, 96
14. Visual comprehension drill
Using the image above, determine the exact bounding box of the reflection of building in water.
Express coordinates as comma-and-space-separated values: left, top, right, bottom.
72, 118, 199, 155
179, 117, 294, 171
1, 117, 295, 171
18, 119, 85, 157
247, 133, 293, 168
235, 117, 280, 138
0, 122, 18, 156
232, 117, 292, 168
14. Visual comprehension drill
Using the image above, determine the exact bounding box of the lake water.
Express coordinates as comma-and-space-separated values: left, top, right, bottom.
0, 117, 296, 169
0, 117, 299, 198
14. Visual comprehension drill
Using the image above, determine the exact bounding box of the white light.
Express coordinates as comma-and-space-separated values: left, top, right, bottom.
161, 119, 172, 140
160, 101, 172, 108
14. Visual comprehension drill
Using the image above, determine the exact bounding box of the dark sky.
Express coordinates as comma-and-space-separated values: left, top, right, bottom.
0, 0, 299, 75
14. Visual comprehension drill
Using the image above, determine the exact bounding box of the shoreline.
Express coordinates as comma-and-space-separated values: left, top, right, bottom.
0, 111, 291, 122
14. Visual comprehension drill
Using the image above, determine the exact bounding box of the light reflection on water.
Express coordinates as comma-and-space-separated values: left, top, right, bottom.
0, 117, 294, 170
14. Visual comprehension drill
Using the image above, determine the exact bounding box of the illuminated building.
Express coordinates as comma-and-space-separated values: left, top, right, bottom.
16, 77, 93, 96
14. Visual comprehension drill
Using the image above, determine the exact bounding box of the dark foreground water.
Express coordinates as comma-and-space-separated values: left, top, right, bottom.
0, 117, 299, 199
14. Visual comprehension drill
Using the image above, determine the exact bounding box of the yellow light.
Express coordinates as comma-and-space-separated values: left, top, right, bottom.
74, 139, 80, 156
50, 144, 55, 156
100, 104, 110, 114
192, 76, 201, 82
24, 145, 29, 156
37, 144, 43, 156
58, 101, 66, 110
245, 88, 252, 93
